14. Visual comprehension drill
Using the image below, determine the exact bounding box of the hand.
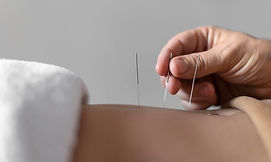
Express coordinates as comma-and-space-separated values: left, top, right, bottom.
156, 26, 271, 110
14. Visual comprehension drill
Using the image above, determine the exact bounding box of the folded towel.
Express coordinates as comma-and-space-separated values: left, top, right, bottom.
0, 59, 88, 162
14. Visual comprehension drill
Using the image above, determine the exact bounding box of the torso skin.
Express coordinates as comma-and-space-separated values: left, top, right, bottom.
73, 105, 269, 162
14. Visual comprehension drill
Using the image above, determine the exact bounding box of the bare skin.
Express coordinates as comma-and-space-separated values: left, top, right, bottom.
72, 104, 269, 162
71, 26, 271, 161
156, 26, 271, 109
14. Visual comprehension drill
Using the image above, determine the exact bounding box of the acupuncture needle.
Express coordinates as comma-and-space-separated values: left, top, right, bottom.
163, 53, 173, 108
188, 54, 200, 107
135, 53, 140, 107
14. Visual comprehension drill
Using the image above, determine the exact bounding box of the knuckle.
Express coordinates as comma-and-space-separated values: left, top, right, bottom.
197, 55, 207, 76
196, 25, 218, 32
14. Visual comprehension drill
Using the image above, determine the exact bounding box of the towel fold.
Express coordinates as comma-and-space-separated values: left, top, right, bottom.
0, 59, 88, 162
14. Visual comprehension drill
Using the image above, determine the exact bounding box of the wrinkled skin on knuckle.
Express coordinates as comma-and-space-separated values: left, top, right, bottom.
197, 55, 207, 77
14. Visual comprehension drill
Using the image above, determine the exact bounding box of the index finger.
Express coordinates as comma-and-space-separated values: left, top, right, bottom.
155, 26, 210, 76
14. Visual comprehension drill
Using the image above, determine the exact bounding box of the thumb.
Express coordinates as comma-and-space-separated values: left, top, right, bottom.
169, 49, 223, 79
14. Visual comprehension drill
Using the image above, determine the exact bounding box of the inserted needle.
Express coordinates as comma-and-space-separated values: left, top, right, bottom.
135, 53, 140, 107
188, 54, 200, 107
163, 53, 173, 108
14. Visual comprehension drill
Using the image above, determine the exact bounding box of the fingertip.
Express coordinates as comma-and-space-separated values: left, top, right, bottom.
169, 59, 178, 77
170, 57, 189, 78
155, 63, 163, 76
155, 63, 161, 75
178, 82, 217, 110
208, 82, 215, 97
156, 48, 172, 76
198, 82, 215, 97
160, 76, 166, 88
168, 76, 181, 95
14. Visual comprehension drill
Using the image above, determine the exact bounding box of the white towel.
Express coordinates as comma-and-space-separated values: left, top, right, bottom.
0, 59, 88, 162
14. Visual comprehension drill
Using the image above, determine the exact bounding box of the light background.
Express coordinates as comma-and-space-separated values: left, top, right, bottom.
1, 0, 271, 109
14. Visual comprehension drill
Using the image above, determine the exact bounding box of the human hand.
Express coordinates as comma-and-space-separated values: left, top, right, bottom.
156, 26, 271, 110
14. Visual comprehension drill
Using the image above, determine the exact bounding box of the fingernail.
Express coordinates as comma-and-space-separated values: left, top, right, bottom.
175, 60, 187, 74
200, 85, 210, 97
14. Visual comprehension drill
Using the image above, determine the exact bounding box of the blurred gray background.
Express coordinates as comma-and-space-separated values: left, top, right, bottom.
1, 0, 271, 109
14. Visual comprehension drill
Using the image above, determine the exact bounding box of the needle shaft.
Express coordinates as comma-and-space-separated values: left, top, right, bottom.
163, 53, 173, 108
135, 53, 140, 107
188, 54, 200, 107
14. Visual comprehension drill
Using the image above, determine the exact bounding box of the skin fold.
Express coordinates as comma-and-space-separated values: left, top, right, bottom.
72, 104, 269, 162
